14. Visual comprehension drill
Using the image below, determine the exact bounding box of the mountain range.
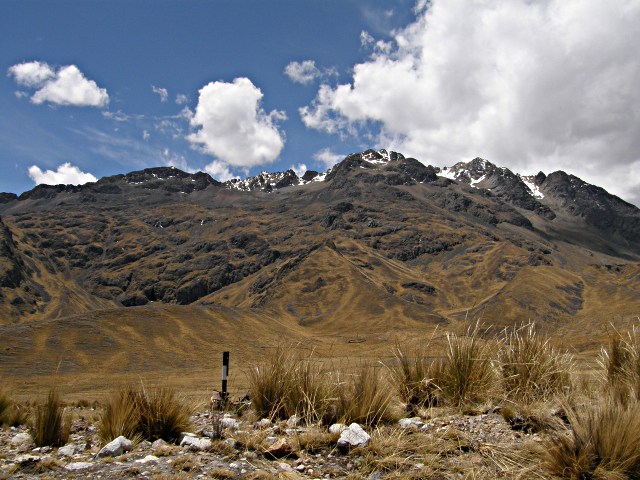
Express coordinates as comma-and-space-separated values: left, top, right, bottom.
1, 149, 639, 394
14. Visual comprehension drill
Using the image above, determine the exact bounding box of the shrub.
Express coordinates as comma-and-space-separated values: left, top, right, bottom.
98, 384, 191, 443
544, 398, 640, 478
500, 323, 573, 403
31, 389, 69, 447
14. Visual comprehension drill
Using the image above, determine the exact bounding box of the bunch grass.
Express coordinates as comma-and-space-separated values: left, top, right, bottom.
31, 388, 70, 447
500, 323, 574, 403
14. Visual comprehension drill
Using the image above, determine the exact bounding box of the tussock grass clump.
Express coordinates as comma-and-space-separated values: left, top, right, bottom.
248, 344, 295, 421
31, 389, 70, 447
544, 398, 640, 478
98, 384, 192, 443
98, 387, 143, 443
0, 387, 29, 427
334, 364, 398, 427
439, 326, 498, 407
500, 323, 574, 403
287, 353, 336, 425
135, 386, 192, 442
600, 326, 640, 403
388, 343, 445, 412
248, 345, 397, 426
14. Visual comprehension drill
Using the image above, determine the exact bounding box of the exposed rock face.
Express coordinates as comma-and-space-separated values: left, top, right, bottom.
539, 171, 640, 244
0, 193, 18, 204
0, 147, 639, 329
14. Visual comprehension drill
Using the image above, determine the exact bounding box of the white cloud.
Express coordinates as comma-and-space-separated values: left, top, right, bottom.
152, 85, 169, 102
28, 162, 97, 186
284, 60, 321, 85
142, 129, 150, 141
291, 163, 307, 177
284, 60, 337, 85
7, 61, 54, 87
360, 31, 374, 47
204, 160, 236, 182
175, 93, 188, 105
8, 61, 108, 107
162, 149, 196, 173
302, 0, 640, 203
187, 77, 286, 170
313, 147, 343, 169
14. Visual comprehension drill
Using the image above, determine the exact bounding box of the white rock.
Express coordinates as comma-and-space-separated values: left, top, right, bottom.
179, 436, 212, 451
337, 423, 370, 449
10, 432, 32, 448
328, 423, 346, 434
151, 438, 169, 449
98, 436, 133, 457
65, 461, 94, 471
220, 417, 240, 429
57, 444, 76, 457
286, 414, 302, 427
254, 418, 272, 429
135, 455, 159, 464
398, 417, 424, 429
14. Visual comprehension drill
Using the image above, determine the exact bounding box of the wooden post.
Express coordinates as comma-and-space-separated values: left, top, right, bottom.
222, 351, 229, 401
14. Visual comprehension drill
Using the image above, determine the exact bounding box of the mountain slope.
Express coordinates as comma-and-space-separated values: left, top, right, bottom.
0, 149, 639, 392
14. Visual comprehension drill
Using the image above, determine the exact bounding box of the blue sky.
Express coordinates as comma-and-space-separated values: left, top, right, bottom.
2, 0, 640, 205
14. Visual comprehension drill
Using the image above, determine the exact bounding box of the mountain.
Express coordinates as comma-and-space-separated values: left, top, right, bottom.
1, 149, 639, 393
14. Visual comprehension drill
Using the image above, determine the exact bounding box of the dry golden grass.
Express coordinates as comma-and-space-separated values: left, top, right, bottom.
31, 388, 70, 447
98, 383, 191, 443
438, 324, 499, 407
499, 323, 574, 404
544, 397, 640, 478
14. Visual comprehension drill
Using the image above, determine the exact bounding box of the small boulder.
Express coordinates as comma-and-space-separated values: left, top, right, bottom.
180, 435, 212, 451
286, 414, 302, 428
97, 436, 133, 457
57, 444, 76, 457
264, 438, 297, 459
337, 423, 370, 450
65, 461, 94, 471
135, 455, 160, 464
220, 416, 240, 429
10, 432, 33, 449
328, 423, 346, 434
254, 418, 272, 429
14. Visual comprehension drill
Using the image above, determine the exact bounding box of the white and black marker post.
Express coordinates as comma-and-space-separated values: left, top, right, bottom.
222, 351, 229, 401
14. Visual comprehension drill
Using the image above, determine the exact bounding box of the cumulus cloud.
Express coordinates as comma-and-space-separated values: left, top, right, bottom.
313, 147, 344, 169
284, 60, 337, 85
291, 163, 307, 177
204, 160, 236, 182
8, 61, 54, 87
175, 93, 188, 105
301, 0, 640, 203
152, 85, 169, 102
28, 162, 97, 186
8, 61, 108, 107
284, 60, 321, 84
187, 77, 286, 170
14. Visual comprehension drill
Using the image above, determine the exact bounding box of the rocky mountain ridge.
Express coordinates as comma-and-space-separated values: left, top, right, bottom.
0, 149, 639, 363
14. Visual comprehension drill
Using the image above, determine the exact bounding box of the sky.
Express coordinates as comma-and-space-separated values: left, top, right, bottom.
2, 0, 639, 206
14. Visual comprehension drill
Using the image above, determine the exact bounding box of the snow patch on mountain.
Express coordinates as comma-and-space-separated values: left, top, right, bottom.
519, 175, 545, 199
